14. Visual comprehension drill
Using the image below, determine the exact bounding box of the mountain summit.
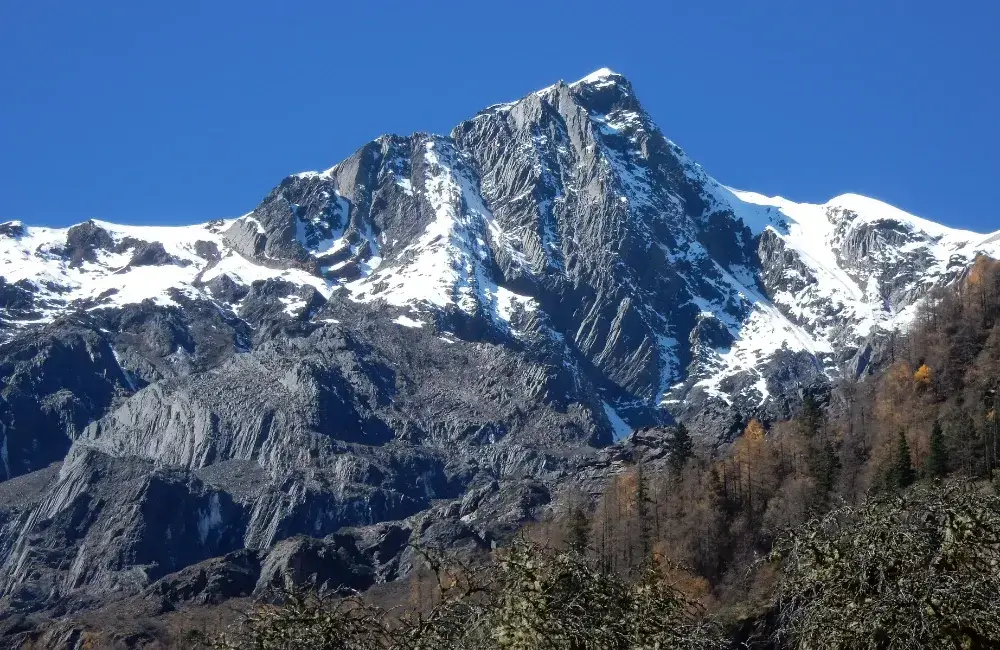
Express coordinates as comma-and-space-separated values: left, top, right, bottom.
0, 69, 997, 618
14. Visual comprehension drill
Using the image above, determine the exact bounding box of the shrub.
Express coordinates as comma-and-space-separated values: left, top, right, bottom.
211, 541, 724, 650
770, 481, 1000, 649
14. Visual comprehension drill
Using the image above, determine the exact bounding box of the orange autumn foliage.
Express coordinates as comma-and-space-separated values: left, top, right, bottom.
967, 255, 1000, 286
913, 363, 932, 387
743, 418, 766, 442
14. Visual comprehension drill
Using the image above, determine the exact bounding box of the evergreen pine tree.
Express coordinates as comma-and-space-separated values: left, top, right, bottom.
888, 430, 917, 489
800, 394, 822, 437
926, 420, 949, 478
816, 437, 841, 495
667, 423, 694, 473
952, 409, 983, 477
566, 505, 590, 553
634, 461, 652, 563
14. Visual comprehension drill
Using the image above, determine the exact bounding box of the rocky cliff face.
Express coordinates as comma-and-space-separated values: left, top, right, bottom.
0, 68, 998, 631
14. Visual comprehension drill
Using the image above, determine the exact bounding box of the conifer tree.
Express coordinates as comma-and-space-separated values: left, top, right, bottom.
799, 394, 822, 437
634, 461, 652, 563
815, 436, 841, 495
567, 505, 590, 553
951, 409, 982, 477
666, 422, 694, 472
888, 430, 916, 489
926, 420, 949, 478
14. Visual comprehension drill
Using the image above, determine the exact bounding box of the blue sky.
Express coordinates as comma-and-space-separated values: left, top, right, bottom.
1, 1, 998, 231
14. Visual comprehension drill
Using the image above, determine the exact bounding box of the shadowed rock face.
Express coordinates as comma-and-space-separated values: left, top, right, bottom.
0, 69, 998, 632
0, 299, 619, 619
127, 242, 177, 268
0, 323, 131, 480
63, 221, 114, 267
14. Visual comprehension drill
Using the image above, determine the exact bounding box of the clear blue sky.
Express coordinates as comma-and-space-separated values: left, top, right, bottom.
2, 1, 998, 231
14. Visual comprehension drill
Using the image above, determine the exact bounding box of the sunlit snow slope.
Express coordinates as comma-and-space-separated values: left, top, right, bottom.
664, 183, 1000, 424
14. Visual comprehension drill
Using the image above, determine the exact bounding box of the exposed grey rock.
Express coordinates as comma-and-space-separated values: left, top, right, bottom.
63, 221, 114, 267
0, 279, 38, 324
203, 273, 248, 304
758, 229, 813, 300
0, 447, 246, 614
238, 279, 325, 326
193, 240, 220, 261
0, 223, 24, 239
0, 322, 130, 480
126, 241, 176, 267
143, 548, 262, 609
255, 535, 374, 595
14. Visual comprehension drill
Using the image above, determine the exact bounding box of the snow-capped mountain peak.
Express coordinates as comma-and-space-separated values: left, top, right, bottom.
2, 70, 997, 442
571, 67, 625, 86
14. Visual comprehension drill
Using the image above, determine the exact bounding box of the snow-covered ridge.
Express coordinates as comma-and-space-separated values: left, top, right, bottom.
734, 189, 1000, 246
0, 217, 337, 324
729, 188, 1000, 331
667, 184, 1000, 411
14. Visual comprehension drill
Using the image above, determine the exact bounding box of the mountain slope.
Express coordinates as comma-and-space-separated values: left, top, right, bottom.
0, 68, 998, 624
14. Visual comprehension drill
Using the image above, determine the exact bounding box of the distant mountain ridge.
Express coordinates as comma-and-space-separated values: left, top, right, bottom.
0, 68, 997, 627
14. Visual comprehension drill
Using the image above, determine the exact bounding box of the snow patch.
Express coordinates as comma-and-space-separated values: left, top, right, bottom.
280, 294, 308, 316
572, 67, 622, 87
393, 315, 423, 328
345, 138, 533, 337
197, 494, 223, 545
602, 401, 633, 442
111, 349, 139, 392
